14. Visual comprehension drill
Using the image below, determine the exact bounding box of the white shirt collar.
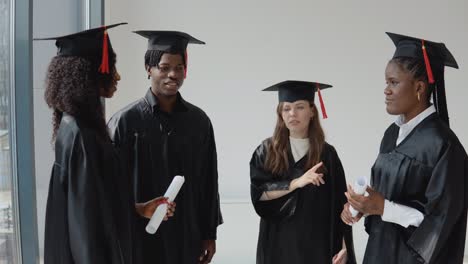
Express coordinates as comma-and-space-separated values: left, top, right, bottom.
289, 137, 309, 162
395, 105, 436, 145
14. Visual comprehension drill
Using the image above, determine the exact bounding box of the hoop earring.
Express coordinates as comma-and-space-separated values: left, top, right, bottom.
417, 92, 421, 102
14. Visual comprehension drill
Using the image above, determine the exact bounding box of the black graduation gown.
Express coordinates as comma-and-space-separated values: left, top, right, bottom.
108, 89, 223, 264
44, 114, 135, 264
250, 139, 356, 264
364, 113, 468, 264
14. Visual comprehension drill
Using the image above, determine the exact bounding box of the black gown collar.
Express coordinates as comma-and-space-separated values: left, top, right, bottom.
394, 112, 439, 149
144, 88, 189, 114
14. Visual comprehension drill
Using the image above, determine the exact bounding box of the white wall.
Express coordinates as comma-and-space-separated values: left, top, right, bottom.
103, 0, 468, 263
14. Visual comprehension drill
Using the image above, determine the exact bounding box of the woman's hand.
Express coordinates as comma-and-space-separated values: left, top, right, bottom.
341, 202, 363, 225
345, 184, 384, 216
135, 197, 176, 220
332, 248, 348, 264
291, 161, 325, 190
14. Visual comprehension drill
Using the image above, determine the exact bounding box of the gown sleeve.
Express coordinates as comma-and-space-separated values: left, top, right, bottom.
108, 112, 141, 204
66, 131, 119, 263
405, 142, 467, 263
199, 121, 223, 240
327, 146, 357, 264
249, 141, 298, 221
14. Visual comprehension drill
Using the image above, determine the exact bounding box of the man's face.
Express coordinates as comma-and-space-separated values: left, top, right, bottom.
148, 53, 185, 96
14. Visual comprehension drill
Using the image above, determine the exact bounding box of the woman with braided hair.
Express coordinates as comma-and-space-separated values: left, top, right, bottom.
341, 32, 468, 264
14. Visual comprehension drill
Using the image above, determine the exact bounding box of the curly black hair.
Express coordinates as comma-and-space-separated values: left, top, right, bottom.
44, 49, 117, 142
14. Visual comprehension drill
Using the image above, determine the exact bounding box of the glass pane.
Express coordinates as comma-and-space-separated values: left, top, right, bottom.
0, 0, 18, 263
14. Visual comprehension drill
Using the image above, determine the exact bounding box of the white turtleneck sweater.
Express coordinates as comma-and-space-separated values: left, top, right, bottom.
289, 136, 309, 162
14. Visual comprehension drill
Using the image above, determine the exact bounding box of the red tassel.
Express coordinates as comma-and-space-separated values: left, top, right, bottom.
421, 39, 435, 84
316, 84, 328, 119
99, 30, 109, 74
184, 50, 188, 79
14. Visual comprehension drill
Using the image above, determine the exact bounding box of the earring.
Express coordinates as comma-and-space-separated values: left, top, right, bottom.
148, 75, 150, 80
417, 92, 421, 102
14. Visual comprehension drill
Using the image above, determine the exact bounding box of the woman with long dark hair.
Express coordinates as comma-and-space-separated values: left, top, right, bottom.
250, 80, 355, 264
342, 33, 468, 264
40, 23, 175, 264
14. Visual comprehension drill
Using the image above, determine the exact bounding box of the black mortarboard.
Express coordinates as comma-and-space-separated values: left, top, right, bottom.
34, 22, 127, 73
386, 32, 458, 83
133, 30, 205, 53
263, 80, 332, 118
386, 32, 459, 127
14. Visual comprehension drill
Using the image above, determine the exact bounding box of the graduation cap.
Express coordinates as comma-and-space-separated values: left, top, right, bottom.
34, 22, 128, 74
386, 32, 458, 84
133, 30, 205, 78
386, 32, 459, 127
263, 80, 332, 119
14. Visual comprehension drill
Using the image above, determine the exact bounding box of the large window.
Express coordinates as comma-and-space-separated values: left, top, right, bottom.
0, 0, 19, 263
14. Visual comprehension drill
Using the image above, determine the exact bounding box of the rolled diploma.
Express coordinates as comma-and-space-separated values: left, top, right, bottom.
146, 175, 185, 234
349, 176, 368, 217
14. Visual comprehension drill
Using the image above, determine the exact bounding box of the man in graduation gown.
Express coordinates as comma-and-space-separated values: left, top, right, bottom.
343, 33, 468, 263
108, 30, 223, 264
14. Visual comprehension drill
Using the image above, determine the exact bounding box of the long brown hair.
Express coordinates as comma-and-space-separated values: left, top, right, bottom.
264, 101, 325, 176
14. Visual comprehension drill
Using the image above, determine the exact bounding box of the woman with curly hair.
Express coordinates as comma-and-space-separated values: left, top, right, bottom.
39, 23, 175, 264
250, 81, 356, 264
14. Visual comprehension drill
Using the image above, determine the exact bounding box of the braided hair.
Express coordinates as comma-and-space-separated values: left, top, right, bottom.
390, 57, 449, 127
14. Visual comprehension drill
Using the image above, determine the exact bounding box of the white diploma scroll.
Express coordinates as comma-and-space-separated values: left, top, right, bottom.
146, 175, 185, 234
349, 176, 368, 217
